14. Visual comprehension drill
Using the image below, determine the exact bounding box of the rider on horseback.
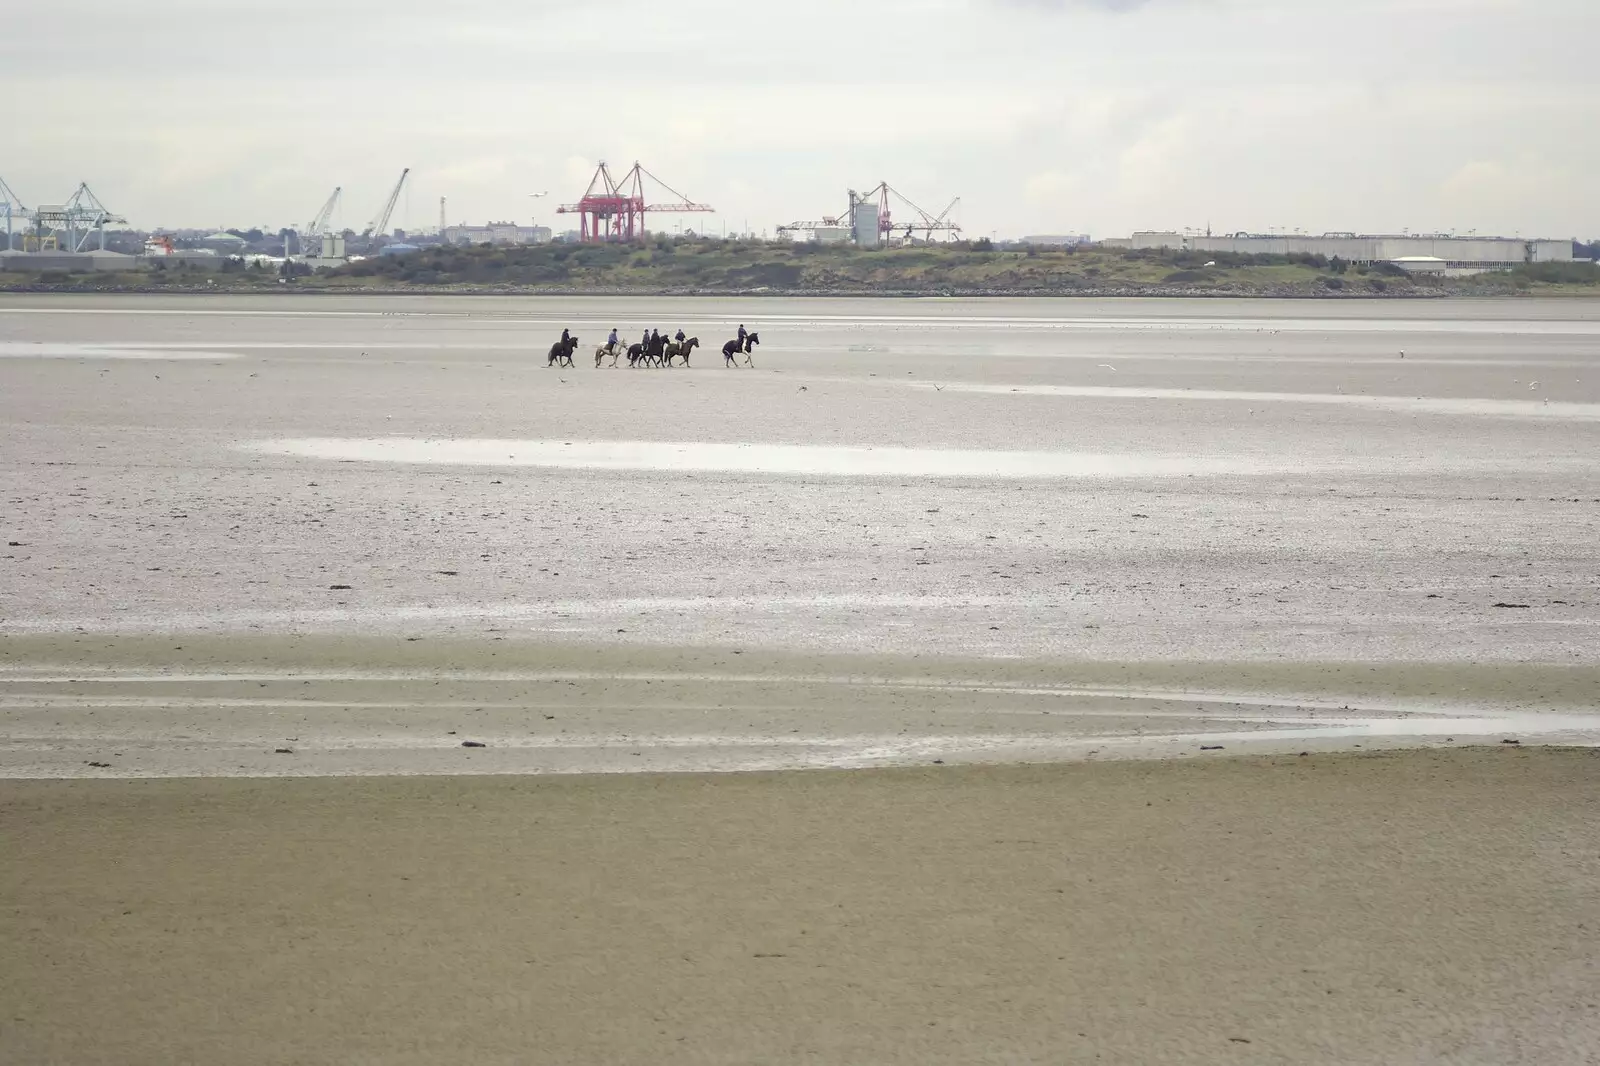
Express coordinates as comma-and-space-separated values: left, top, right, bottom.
608, 328, 618, 349
737, 324, 747, 351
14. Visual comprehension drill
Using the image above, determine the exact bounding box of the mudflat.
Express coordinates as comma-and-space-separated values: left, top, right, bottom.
4, 748, 1597, 1064
4, 295, 1600, 662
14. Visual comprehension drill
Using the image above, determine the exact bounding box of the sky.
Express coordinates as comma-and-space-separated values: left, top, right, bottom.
3, 0, 1596, 239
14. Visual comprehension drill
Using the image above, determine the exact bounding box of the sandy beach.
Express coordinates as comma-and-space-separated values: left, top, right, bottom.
3, 295, 1598, 1061
5, 748, 1598, 1064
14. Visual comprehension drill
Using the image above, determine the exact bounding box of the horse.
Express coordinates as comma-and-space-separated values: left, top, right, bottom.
626, 342, 648, 367
643, 336, 671, 367
665, 337, 699, 367
595, 341, 623, 368
722, 331, 759, 367
547, 336, 578, 367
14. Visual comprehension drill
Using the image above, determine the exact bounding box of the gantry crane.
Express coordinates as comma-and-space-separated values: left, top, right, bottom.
31, 183, 126, 253
557, 162, 714, 242
779, 182, 962, 244
1, 176, 28, 251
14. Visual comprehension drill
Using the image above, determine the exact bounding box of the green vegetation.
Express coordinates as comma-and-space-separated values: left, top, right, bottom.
317, 239, 1389, 295
3, 238, 1597, 297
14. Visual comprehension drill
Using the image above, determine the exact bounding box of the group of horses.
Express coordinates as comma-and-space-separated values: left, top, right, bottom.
546, 332, 761, 369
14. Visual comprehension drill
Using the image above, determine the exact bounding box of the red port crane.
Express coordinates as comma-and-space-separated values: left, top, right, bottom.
557, 161, 714, 242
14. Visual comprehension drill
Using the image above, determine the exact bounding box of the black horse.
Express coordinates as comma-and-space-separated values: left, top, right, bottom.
722, 331, 759, 367
547, 336, 578, 367
629, 340, 668, 368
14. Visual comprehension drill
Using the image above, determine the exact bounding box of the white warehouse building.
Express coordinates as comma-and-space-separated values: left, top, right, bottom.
443, 221, 552, 247
1127, 232, 1572, 273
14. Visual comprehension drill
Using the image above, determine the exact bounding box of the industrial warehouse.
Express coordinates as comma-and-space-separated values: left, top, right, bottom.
1114, 231, 1576, 275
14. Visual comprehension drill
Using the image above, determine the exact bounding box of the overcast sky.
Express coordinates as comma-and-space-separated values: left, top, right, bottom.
3, 0, 1595, 239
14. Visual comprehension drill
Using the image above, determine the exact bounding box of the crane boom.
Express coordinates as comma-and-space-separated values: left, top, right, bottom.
0, 175, 27, 250
365, 168, 410, 238
0, 175, 26, 213
306, 186, 342, 245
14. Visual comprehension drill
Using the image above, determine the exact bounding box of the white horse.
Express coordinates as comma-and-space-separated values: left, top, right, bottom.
594, 341, 623, 368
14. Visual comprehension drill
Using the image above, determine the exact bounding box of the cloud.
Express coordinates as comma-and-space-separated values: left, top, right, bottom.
993, 0, 1166, 10
0, 0, 1594, 238
1023, 171, 1078, 203
1437, 158, 1585, 235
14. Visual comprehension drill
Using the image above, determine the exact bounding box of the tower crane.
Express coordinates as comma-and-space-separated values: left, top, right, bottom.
364, 168, 410, 239
303, 186, 341, 254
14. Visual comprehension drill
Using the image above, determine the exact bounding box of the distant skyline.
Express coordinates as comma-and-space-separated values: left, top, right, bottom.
4, 0, 1596, 239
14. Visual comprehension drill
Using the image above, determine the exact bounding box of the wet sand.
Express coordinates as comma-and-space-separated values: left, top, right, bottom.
4, 294, 1599, 662
4, 748, 1598, 1064
5, 635, 1600, 777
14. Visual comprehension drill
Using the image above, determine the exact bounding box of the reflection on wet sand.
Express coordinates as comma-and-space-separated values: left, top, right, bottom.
242, 437, 1320, 477
0, 341, 243, 360
3, 642, 1596, 778
892, 381, 1600, 420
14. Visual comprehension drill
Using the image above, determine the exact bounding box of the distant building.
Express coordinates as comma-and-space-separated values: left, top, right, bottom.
0, 250, 141, 272
297, 234, 347, 268
1126, 232, 1571, 273
850, 196, 880, 250
1022, 234, 1092, 247
443, 221, 551, 246
1389, 256, 1449, 275
199, 232, 248, 253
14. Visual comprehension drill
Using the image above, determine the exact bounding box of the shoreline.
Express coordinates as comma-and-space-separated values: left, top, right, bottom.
4, 635, 1597, 779
0, 282, 1525, 298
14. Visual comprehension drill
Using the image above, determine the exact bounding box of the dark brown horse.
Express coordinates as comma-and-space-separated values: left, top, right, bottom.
665, 337, 700, 366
